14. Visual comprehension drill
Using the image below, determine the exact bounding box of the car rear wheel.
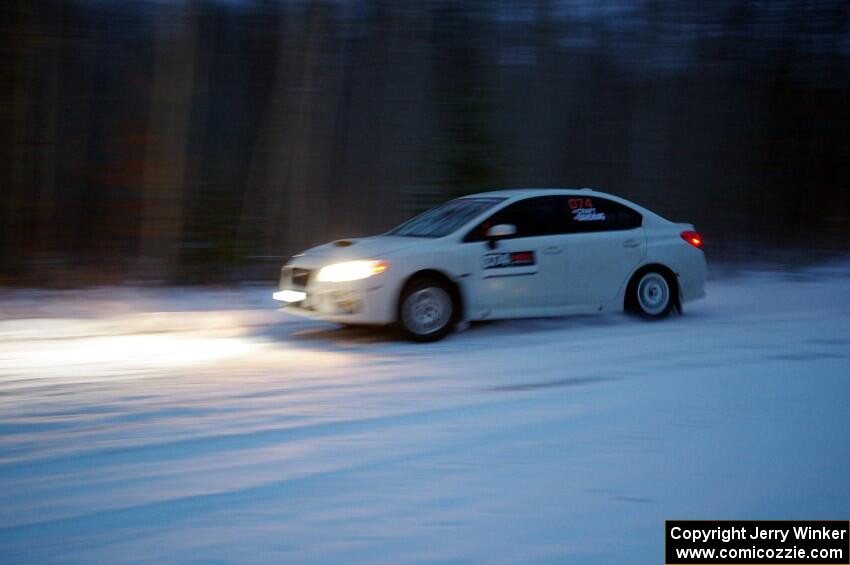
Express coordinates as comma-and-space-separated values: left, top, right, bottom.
398, 277, 455, 342
630, 271, 674, 319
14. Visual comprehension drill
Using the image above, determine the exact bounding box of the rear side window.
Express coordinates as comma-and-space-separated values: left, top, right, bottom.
464, 196, 570, 241
565, 196, 642, 233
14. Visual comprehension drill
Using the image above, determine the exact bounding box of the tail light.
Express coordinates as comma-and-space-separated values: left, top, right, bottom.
680, 231, 703, 249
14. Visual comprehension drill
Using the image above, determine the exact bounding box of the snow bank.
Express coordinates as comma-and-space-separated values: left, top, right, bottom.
1, 264, 849, 563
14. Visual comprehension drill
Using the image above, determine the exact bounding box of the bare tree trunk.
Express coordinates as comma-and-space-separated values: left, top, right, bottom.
283, 5, 329, 255
2, 0, 35, 272
261, 4, 331, 257
136, 1, 197, 280
33, 18, 62, 259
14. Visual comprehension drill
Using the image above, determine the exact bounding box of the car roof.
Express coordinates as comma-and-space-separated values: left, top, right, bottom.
465, 187, 612, 200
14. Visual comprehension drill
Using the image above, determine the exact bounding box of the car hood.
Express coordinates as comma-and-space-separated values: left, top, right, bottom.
296, 235, 426, 263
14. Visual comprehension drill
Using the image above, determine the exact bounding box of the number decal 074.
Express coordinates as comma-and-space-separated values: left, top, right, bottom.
482, 251, 536, 269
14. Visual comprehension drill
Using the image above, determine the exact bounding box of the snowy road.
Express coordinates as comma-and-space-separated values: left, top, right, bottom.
1, 266, 850, 564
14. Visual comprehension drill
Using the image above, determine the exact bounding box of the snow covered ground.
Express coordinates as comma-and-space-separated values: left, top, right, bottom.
1, 265, 849, 564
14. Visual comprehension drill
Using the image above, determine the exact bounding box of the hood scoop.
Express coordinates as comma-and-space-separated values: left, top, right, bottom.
333, 239, 356, 247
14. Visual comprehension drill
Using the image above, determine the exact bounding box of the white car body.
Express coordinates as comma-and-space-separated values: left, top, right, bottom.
275, 188, 706, 329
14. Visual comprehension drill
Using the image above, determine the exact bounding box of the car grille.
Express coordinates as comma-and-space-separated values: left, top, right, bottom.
291, 267, 312, 288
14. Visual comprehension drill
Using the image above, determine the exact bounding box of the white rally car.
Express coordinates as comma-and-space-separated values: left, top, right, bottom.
274, 189, 706, 341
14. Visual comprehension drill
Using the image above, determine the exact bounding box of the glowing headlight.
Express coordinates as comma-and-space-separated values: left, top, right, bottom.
316, 260, 388, 283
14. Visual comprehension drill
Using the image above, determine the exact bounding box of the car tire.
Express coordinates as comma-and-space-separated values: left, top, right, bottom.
628, 270, 675, 320
398, 277, 455, 342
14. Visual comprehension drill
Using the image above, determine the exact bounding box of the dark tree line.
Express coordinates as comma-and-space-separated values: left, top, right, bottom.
1, 0, 849, 285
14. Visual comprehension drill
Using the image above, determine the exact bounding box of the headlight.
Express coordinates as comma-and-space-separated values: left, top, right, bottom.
316, 260, 388, 283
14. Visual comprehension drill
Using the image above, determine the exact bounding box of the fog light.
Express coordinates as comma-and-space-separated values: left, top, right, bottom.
330, 290, 362, 314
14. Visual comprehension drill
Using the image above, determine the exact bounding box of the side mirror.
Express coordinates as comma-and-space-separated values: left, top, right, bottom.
485, 224, 516, 248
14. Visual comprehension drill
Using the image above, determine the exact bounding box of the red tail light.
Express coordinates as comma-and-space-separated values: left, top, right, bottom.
681, 231, 703, 248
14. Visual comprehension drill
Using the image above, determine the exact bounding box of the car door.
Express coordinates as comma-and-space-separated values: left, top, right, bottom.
463, 196, 569, 318
564, 196, 646, 308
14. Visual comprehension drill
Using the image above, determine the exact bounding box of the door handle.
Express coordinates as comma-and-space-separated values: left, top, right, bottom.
622, 240, 641, 248
543, 246, 562, 255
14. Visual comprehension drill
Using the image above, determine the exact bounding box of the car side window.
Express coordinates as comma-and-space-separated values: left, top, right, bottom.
464, 196, 570, 242
565, 196, 642, 233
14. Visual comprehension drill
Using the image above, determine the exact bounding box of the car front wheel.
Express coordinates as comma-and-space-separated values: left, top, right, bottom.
398, 277, 455, 342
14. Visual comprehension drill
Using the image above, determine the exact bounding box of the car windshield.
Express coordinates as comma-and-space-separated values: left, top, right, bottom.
388, 197, 506, 238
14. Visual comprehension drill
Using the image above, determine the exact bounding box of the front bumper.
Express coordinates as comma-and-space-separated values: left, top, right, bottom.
274, 264, 397, 325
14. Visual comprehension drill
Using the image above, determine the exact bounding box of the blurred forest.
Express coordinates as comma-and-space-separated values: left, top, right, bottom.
1, 0, 849, 285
